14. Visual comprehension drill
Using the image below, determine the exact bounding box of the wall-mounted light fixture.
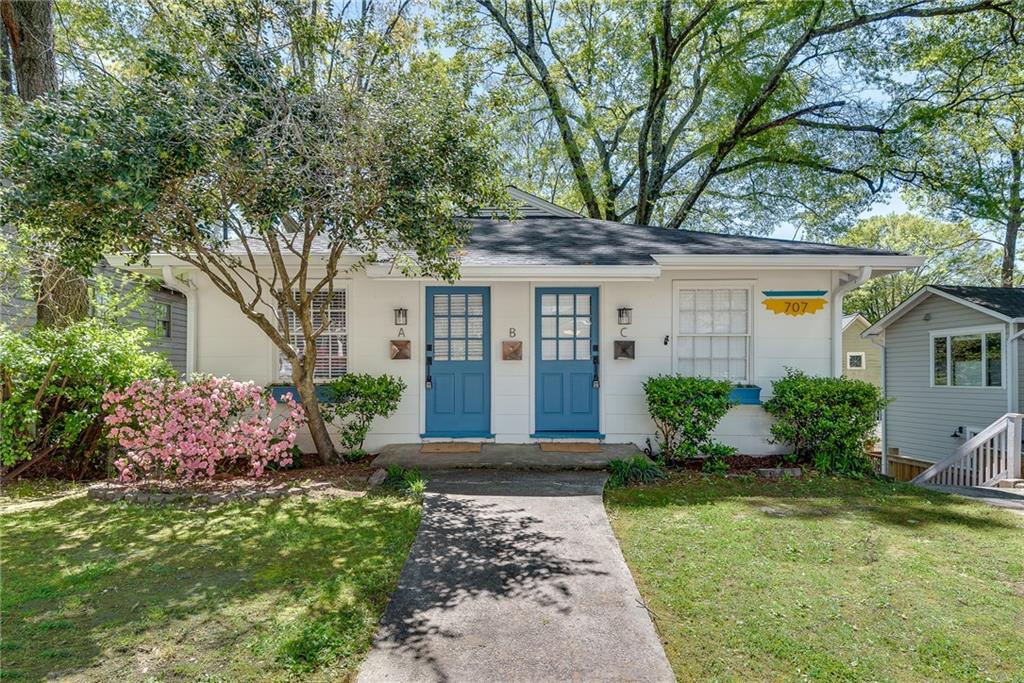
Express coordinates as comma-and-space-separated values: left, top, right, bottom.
394, 307, 408, 326
617, 307, 633, 325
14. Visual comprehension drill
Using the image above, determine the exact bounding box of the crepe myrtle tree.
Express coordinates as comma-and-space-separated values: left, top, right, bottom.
0, 50, 506, 462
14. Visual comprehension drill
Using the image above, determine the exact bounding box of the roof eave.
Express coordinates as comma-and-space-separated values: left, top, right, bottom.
864, 285, 1014, 336
652, 254, 924, 272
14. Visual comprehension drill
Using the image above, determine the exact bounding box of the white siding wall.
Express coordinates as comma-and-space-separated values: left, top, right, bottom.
883, 295, 1010, 464
188, 268, 837, 454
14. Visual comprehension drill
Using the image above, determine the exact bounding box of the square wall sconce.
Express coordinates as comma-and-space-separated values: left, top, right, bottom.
394, 307, 408, 326
617, 307, 633, 325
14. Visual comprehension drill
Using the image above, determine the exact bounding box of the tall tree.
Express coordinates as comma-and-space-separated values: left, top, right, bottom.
1, 5, 505, 461
439, 0, 1015, 233
839, 215, 1001, 321
881, 10, 1023, 286
2, 0, 89, 326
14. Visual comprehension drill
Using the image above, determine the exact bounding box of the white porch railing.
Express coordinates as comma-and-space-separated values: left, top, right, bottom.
912, 413, 1023, 487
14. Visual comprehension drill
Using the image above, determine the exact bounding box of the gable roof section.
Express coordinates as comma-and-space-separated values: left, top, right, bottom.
460, 215, 912, 266
842, 313, 870, 331
864, 285, 1024, 336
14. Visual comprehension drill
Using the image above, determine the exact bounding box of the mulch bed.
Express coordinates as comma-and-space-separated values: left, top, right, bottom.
87, 458, 377, 506
673, 454, 786, 472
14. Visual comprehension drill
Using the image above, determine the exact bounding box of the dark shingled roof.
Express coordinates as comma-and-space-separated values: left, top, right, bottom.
459, 216, 904, 265
931, 285, 1024, 319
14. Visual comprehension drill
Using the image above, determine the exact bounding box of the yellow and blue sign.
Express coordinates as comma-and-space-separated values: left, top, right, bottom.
762, 290, 828, 317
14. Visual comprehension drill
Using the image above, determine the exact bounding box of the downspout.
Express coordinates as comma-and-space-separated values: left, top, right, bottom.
830, 266, 872, 377
868, 333, 888, 475
162, 266, 198, 377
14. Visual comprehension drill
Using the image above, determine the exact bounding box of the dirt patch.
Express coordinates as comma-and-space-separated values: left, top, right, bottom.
672, 454, 786, 472
86, 460, 376, 505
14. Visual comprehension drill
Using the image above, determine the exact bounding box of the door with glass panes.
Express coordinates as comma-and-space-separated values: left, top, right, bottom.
535, 287, 600, 434
425, 287, 491, 437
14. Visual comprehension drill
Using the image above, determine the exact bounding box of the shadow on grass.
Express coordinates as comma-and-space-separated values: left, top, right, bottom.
366, 480, 608, 681
606, 474, 1022, 531
1, 492, 420, 680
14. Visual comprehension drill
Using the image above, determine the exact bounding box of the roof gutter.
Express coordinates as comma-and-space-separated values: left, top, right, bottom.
831, 266, 872, 377
161, 266, 198, 377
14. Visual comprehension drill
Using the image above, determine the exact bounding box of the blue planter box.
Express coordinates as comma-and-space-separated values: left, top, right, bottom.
730, 385, 762, 405
267, 385, 337, 404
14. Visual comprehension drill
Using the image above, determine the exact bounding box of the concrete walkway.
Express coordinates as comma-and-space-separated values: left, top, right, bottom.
357, 471, 674, 683
919, 484, 1024, 516
372, 442, 641, 471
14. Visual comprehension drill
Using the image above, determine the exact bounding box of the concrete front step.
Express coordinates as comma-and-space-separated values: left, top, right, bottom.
995, 478, 1024, 489
372, 442, 643, 471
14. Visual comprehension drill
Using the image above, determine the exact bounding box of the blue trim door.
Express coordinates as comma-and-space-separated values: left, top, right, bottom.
425, 287, 491, 437
535, 287, 600, 434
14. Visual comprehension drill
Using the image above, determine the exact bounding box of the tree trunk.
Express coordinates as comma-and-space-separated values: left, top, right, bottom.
0, 0, 57, 101
0, 18, 12, 96
1003, 148, 1021, 287
2, 0, 90, 327
291, 364, 339, 464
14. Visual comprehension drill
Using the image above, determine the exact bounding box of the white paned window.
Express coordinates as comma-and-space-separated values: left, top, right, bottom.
931, 328, 1001, 387
676, 286, 751, 383
280, 289, 348, 380
846, 352, 865, 370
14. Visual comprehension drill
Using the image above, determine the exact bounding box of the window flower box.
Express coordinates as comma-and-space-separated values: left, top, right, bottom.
729, 384, 762, 405
266, 384, 337, 404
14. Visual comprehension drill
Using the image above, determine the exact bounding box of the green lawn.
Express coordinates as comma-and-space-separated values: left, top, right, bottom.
0, 483, 420, 681
606, 474, 1024, 682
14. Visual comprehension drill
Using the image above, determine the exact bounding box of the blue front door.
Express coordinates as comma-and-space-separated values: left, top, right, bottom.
535, 287, 600, 434
425, 287, 491, 437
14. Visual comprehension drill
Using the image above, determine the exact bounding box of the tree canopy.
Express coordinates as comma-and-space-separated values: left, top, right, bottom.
1, 1, 506, 460
434, 0, 1019, 236
839, 214, 1000, 321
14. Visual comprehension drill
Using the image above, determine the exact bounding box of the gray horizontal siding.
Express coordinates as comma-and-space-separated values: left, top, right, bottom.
884, 295, 1009, 464
1, 262, 188, 376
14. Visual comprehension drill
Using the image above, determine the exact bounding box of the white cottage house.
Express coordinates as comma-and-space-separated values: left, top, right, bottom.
109, 189, 921, 454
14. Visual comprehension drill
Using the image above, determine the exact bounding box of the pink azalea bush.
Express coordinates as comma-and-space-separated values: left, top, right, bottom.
102, 375, 306, 482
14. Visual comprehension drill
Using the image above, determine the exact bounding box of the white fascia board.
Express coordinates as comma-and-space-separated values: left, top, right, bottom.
652, 254, 924, 271
364, 263, 662, 281
105, 252, 365, 270
843, 313, 870, 332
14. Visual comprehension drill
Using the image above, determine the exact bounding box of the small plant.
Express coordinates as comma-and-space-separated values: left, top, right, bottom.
763, 369, 889, 476
700, 443, 735, 475
607, 456, 666, 487
382, 465, 427, 497
781, 453, 799, 467
322, 374, 406, 459
643, 375, 735, 464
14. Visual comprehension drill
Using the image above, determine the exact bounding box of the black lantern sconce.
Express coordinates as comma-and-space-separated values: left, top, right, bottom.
394, 307, 408, 326
617, 307, 633, 326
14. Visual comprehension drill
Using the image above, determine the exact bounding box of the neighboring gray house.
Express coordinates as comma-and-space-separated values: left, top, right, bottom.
0, 261, 188, 375
864, 286, 1024, 482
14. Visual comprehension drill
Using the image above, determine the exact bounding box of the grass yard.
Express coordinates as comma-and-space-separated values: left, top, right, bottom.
606, 474, 1024, 682
0, 483, 420, 681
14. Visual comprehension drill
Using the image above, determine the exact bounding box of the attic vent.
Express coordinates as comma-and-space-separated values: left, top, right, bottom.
887, 447, 900, 457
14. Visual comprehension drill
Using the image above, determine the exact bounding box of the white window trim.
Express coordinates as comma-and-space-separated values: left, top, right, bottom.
928, 325, 1004, 389
275, 283, 351, 383
671, 279, 755, 384
846, 351, 865, 370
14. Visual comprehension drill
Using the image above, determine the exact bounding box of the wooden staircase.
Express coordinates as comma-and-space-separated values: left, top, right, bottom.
912, 414, 1024, 488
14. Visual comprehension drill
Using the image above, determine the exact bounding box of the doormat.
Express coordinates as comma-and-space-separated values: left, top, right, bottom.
539, 443, 602, 453
421, 443, 482, 454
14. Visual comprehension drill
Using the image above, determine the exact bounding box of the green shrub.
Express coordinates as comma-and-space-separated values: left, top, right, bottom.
763, 369, 888, 476
382, 465, 427, 498
0, 320, 174, 478
322, 374, 406, 459
700, 442, 735, 475
642, 375, 736, 464
607, 456, 666, 487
